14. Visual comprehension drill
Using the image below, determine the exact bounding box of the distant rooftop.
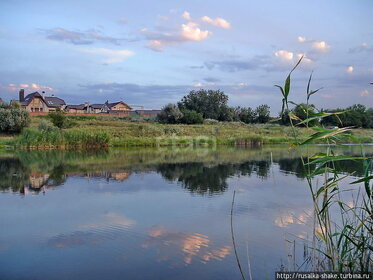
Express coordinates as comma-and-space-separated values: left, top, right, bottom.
44, 96, 66, 108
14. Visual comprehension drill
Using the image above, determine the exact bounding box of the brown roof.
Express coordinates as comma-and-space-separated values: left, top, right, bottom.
105, 101, 132, 110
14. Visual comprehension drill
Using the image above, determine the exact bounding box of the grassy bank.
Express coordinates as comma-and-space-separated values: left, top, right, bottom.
1, 115, 373, 149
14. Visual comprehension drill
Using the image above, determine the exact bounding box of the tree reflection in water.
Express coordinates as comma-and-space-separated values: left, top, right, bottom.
0, 146, 370, 195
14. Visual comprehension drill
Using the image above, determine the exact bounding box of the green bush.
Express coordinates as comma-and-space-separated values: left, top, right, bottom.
156, 104, 183, 124
180, 109, 203, 124
38, 120, 57, 133
256, 104, 270, 123
0, 107, 30, 133
233, 106, 257, 123
321, 104, 372, 128
48, 110, 76, 129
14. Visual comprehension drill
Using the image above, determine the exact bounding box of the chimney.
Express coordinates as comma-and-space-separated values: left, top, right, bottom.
19, 89, 25, 102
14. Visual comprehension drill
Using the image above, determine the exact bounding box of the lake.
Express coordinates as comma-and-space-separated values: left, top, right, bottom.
0, 145, 371, 280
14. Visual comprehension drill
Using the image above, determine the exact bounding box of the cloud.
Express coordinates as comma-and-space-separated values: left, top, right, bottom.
274, 50, 313, 68
80, 48, 134, 63
142, 226, 232, 265
181, 22, 211, 41
204, 53, 313, 73
146, 40, 164, 52
349, 43, 373, 53
296, 53, 313, 64
194, 83, 203, 87
346, 66, 354, 73
141, 12, 231, 51
201, 16, 231, 29
0, 83, 55, 93
274, 211, 309, 228
311, 41, 331, 52
142, 22, 210, 51
182, 11, 191, 20
274, 50, 294, 61
204, 55, 269, 72
43, 28, 126, 45
141, 28, 184, 51
360, 89, 372, 97
117, 18, 128, 25
297, 36, 306, 43
189, 65, 205, 69
297, 36, 331, 54
157, 15, 169, 21
203, 77, 221, 83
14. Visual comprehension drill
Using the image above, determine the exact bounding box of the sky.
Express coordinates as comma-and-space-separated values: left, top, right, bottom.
0, 0, 372, 112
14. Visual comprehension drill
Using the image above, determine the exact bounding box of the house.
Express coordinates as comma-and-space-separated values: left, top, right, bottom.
20, 91, 49, 112
18, 89, 66, 112
105, 101, 132, 112
88, 103, 106, 114
44, 96, 66, 111
65, 104, 87, 114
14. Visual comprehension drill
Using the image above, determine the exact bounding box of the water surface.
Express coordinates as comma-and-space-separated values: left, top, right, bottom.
0, 145, 370, 280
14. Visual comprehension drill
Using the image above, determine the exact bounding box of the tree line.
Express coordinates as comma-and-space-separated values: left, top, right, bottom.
279, 103, 373, 128
157, 89, 270, 124
157, 89, 373, 128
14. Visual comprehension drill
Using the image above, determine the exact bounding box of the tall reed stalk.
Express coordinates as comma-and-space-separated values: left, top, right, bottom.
275, 57, 372, 272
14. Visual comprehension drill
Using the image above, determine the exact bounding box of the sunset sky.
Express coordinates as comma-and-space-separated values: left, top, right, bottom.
0, 0, 372, 112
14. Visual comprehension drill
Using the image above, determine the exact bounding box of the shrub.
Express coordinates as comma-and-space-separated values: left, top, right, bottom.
156, 104, 183, 124
234, 106, 257, 124
255, 104, 270, 123
0, 108, 30, 133
48, 111, 65, 128
38, 120, 56, 133
321, 104, 372, 128
48, 110, 75, 129
180, 109, 203, 124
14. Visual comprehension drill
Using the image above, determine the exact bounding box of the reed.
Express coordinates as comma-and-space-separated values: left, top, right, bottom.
275, 56, 372, 272
16, 128, 110, 148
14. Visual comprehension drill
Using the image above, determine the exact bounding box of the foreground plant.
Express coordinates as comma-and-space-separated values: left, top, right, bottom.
275, 56, 372, 272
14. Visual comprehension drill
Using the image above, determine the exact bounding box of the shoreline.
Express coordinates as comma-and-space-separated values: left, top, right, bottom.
1, 117, 373, 150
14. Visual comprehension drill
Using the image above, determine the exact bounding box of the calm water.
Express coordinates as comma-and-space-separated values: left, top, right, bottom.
0, 145, 371, 280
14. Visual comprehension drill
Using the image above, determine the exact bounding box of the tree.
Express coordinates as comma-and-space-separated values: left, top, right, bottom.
48, 110, 66, 129
0, 107, 30, 133
321, 104, 372, 128
180, 109, 203, 124
178, 89, 231, 121
279, 109, 291, 125
156, 104, 183, 124
255, 104, 270, 123
234, 106, 257, 124
293, 104, 318, 126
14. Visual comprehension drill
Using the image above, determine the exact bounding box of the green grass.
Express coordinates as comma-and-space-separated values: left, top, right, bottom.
0, 115, 372, 149
16, 128, 110, 148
